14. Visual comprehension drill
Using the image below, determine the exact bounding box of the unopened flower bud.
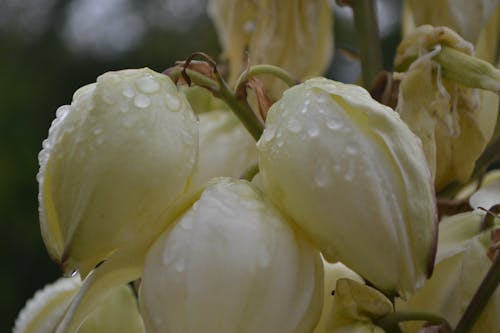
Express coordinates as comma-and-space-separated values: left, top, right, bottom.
394, 26, 498, 189
397, 211, 500, 332
189, 110, 257, 189
139, 178, 323, 333
257, 78, 437, 298
208, 0, 333, 95
13, 276, 144, 333
38, 68, 198, 277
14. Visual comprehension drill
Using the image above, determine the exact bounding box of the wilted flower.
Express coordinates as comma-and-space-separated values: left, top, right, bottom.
208, 0, 333, 94
189, 110, 257, 190
394, 25, 498, 190
397, 211, 500, 332
139, 178, 323, 333
406, 0, 499, 44
13, 276, 144, 333
38, 68, 198, 277
257, 77, 437, 298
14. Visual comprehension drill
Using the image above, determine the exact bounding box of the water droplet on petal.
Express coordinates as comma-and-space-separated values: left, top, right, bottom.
314, 163, 330, 188
287, 117, 302, 133
344, 161, 355, 181
136, 75, 160, 94
307, 124, 320, 138
262, 126, 276, 142
166, 94, 180, 111
122, 87, 135, 98
134, 94, 151, 108
93, 127, 103, 135
327, 118, 343, 130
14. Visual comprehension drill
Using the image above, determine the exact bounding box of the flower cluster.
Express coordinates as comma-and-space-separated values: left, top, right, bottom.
14, 1, 500, 333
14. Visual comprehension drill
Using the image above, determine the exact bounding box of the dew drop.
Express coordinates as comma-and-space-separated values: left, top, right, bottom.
327, 118, 343, 130
166, 94, 180, 111
314, 163, 330, 188
344, 162, 355, 182
287, 117, 302, 133
317, 94, 327, 103
304, 99, 311, 106
136, 75, 160, 93
96, 136, 105, 145
122, 86, 135, 98
300, 107, 308, 114
56, 105, 70, 118
261, 126, 276, 142
93, 127, 103, 135
307, 124, 320, 138
134, 94, 151, 108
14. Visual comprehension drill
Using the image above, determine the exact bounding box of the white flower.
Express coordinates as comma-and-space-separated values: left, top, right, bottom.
257, 78, 437, 298
140, 178, 323, 333
38, 68, 198, 277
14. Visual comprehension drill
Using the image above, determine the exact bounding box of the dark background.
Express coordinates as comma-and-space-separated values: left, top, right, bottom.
0, 0, 403, 331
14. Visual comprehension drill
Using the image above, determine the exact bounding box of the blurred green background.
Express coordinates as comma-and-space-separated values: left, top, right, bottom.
0, 0, 403, 331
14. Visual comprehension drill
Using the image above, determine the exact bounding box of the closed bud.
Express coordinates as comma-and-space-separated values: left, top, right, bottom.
13, 276, 144, 333
208, 0, 333, 95
397, 211, 500, 332
394, 26, 498, 190
139, 178, 323, 333
189, 110, 257, 190
38, 68, 198, 277
257, 78, 437, 298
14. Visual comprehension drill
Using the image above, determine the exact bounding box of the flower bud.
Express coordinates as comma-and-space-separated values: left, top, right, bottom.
314, 260, 364, 333
394, 26, 498, 189
406, 0, 499, 44
189, 110, 258, 190
38, 68, 198, 276
208, 0, 333, 94
139, 178, 323, 333
397, 211, 500, 332
257, 78, 437, 298
13, 276, 144, 333
326, 279, 392, 333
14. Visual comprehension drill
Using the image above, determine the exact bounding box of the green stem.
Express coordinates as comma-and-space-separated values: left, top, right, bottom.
376, 311, 451, 333
435, 47, 500, 94
166, 67, 264, 141
234, 64, 299, 90
216, 78, 264, 141
351, 0, 383, 88
455, 253, 500, 333
167, 67, 219, 91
